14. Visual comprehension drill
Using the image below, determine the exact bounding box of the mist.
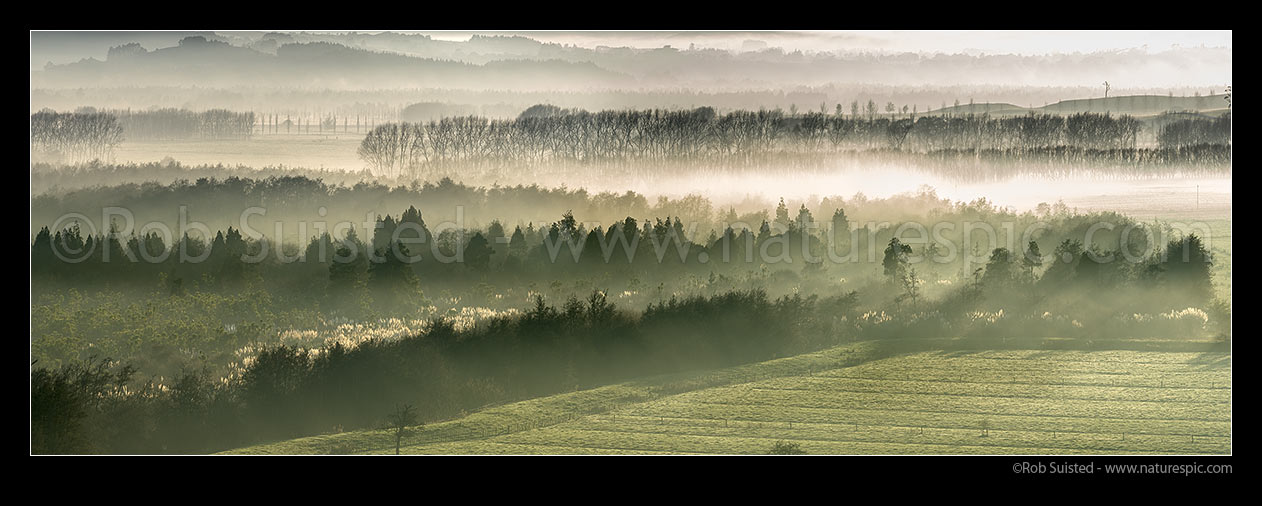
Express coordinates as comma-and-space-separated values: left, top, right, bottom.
29, 29, 1231, 458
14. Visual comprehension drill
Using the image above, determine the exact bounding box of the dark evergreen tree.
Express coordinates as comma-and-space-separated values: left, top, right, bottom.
464, 233, 494, 272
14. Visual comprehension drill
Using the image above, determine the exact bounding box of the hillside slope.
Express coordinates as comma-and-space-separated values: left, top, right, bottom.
223, 338, 1230, 455
928, 94, 1230, 117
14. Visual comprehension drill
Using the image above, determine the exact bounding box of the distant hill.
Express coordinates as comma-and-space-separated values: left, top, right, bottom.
31, 32, 1232, 91
30, 31, 229, 71
1036, 95, 1230, 115
927, 95, 1231, 117
31, 37, 634, 91
927, 102, 1027, 116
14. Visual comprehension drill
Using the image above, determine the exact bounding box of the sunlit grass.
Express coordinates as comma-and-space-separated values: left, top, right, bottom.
225, 343, 1229, 455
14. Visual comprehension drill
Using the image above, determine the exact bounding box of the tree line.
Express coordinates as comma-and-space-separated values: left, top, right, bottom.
1158, 112, 1232, 149
31, 288, 849, 454
30, 110, 123, 164
112, 108, 256, 140
352, 106, 1225, 177
32, 200, 1211, 316
30, 108, 256, 163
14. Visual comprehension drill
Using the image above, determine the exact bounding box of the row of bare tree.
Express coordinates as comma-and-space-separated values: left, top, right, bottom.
31, 108, 257, 163
1158, 112, 1232, 149
30, 111, 123, 164
358, 108, 1159, 177
113, 108, 255, 140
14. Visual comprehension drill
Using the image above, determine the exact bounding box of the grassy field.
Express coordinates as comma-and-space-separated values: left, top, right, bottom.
224, 340, 1230, 455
